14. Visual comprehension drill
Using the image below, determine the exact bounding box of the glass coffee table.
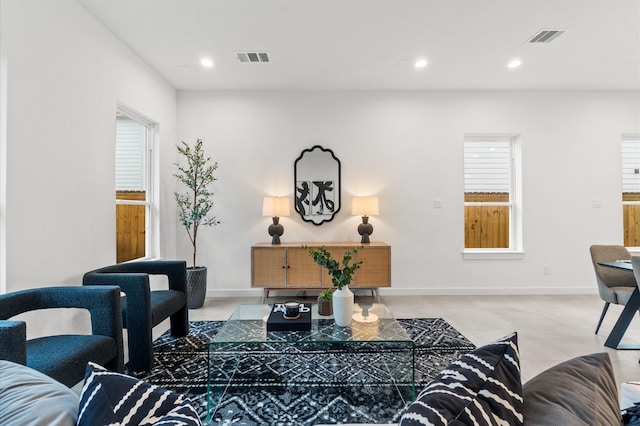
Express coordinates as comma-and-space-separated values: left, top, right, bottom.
206, 303, 415, 422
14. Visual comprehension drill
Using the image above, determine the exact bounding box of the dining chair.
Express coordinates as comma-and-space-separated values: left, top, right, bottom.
590, 245, 637, 334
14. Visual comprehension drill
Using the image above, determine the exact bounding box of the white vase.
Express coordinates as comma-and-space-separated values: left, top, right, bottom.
332, 286, 354, 327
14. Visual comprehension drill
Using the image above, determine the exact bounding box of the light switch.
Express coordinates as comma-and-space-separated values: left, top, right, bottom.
433, 199, 442, 209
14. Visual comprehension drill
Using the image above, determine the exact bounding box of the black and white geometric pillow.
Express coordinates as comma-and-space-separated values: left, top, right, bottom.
400, 332, 523, 426
77, 362, 202, 426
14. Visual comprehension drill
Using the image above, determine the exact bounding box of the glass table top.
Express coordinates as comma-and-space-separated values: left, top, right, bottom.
211, 303, 413, 345
206, 302, 416, 420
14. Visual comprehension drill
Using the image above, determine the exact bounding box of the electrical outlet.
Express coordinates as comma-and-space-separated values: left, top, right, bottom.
544, 265, 551, 275
433, 199, 442, 209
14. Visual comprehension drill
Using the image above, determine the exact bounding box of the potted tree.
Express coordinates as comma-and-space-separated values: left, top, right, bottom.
174, 138, 220, 308
305, 245, 362, 326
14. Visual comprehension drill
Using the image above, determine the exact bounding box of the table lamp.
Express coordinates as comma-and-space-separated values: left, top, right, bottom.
263, 197, 290, 244
352, 196, 379, 244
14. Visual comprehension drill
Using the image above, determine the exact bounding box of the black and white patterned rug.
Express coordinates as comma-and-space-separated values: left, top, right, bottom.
137, 318, 475, 426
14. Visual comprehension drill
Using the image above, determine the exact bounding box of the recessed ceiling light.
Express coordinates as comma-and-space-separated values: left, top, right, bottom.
414, 58, 428, 69
200, 58, 214, 68
507, 59, 522, 69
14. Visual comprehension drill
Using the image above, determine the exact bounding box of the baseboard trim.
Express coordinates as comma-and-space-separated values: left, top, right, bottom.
206, 286, 598, 298
373, 287, 598, 296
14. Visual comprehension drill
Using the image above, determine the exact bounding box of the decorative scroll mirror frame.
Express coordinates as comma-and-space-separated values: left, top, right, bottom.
294, 145, 341, 225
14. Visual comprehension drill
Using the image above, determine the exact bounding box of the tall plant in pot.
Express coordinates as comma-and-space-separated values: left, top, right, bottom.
174, 138, 220, 309
305, 245, 362, 326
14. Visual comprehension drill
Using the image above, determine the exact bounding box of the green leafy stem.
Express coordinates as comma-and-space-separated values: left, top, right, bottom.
304, 245, 363, 290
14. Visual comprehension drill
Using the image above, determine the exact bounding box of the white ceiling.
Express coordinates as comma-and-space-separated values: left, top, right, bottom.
76, 0, 640, 91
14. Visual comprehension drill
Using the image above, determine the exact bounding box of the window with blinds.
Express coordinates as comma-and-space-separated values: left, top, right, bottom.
622, 135, 640, 247
115, 108, 154, 263
464, 135, 519, 250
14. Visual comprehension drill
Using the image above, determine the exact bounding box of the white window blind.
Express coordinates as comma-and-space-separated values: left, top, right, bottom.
622, 137, 640, 193
115, 114, 146, 191
464, 140, 511, 194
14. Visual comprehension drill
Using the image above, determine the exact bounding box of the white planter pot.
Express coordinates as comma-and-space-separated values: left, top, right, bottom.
332, 286, 354, 327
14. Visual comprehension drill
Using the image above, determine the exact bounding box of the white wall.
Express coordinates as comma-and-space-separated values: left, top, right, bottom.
0, 1, 637, 313
0, 0, 177, 335
178, 90, 639, 296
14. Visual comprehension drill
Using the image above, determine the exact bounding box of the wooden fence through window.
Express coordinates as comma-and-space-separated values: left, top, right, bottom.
465, 192, 640, 249
116, 191, 146, 263
623, 193, 640, 247
115, 191, 513, 253
465, 192, 509, 248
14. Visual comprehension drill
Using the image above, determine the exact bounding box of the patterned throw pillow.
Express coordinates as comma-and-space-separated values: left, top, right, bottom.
77, 362, 201, 426
400, 332, 523, 426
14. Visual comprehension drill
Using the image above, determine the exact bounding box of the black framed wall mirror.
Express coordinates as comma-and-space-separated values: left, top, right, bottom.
294, 145, 341, 225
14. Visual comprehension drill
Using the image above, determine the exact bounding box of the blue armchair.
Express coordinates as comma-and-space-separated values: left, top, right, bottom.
0, 285, 124, 387
82, 260, 189, 373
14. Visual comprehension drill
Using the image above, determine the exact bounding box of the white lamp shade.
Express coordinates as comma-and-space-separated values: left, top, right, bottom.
263, 197, 290, 217
352, 196, 379, 216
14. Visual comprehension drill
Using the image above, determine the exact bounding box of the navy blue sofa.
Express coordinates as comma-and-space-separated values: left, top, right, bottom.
0, 285, 124, 387
82, 260, 189, 373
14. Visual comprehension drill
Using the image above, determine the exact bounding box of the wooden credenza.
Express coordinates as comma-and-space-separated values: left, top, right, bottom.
251, 242, 391, 301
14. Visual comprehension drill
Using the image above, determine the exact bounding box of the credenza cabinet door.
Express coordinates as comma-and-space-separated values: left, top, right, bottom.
251, 247, 286, 286
356, 246, 391, 287
286, 247, 322, 287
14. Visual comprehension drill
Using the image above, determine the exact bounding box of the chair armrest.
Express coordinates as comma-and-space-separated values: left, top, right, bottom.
83, 272, 151, 307
83, 260, 187, 293
0, 286, 122, 322
81, 286, 124, 344
0, 320, 26, 365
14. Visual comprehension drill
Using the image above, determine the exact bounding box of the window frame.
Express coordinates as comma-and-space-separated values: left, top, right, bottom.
462, 133, 523, 260
115, 103, 158, 261
0, 37, 6, 293
621, 134, 640, 249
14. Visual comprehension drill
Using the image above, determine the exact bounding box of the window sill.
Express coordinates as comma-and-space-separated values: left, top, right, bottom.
462, 250, 525, 260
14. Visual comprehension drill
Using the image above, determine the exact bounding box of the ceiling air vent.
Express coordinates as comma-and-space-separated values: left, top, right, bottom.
527, 29, 566, 43
235, 52, 270, 63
